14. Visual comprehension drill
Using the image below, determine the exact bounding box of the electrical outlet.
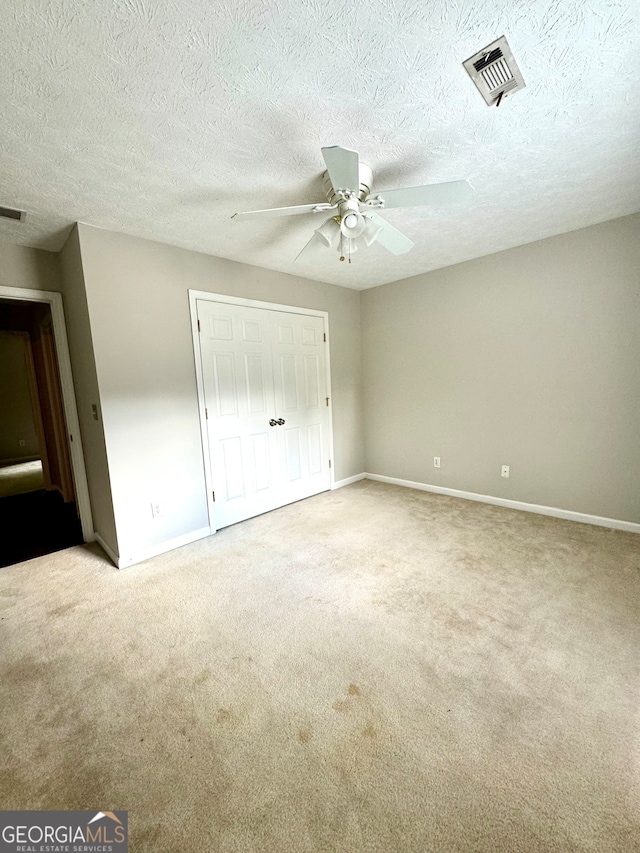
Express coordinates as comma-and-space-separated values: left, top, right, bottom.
501, 465, 510, 478
433, 456, 441, 468
19, 439, 25, 447
151, 502, 163, 518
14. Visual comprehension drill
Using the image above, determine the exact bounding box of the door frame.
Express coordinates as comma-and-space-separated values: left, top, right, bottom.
188, 290, 335, 534
0, 285, 94, 542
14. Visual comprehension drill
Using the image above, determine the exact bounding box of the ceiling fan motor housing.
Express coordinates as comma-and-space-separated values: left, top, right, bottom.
322, 163, 372, 206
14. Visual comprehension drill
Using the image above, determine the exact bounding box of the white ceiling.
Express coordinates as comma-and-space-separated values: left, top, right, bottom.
1, 0, 639, 289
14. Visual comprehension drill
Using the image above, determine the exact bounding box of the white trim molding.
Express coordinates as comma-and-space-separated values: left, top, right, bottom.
187, 291, 330, 319
94, 533, 119, 567
364, 473, 640, 534
0, 455, 40, 466
0, 284, 95, 542
333, 473, 366, 489
113, 527, 211, 569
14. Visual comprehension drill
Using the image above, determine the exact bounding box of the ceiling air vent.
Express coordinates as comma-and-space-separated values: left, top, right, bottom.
0, 205, 26, 222
463, 36, 525, 106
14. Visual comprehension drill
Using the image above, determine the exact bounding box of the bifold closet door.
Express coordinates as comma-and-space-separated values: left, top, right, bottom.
270, 310, 330, 507
197, 300, 331, 529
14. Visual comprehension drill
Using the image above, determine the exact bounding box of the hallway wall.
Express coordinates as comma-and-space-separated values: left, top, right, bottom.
0, 333, 39, 462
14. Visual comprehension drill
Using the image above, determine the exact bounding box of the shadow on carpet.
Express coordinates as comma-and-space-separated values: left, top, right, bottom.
0, 489, 83, 568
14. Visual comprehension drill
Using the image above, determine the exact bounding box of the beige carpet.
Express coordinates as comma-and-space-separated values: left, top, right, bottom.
1, 480, 639, 852
0, 459, 44, 498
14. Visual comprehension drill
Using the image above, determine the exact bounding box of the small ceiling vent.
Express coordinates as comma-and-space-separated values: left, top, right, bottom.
0, 205, 26, 222
463, 36, 525, 106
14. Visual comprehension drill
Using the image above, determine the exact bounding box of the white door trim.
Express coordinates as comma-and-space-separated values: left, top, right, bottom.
0, 285, 94, 542
188, 290, 335, 534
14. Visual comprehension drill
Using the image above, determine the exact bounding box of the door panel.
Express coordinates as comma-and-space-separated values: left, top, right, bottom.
304, 354, 320, 408
271, 311, 330, 506
198, 300, 331, 529
213, 353, 238, 417
209, 315, 233, 340
198, 302, 280, 528
245, 354, 267, 414
277, 322, 295, 345
301, 324, 319, 345
242, 319, 263, 343
251, 432, 271, 492
284, 428, 302, 482
307, 423, 323, 475
221, 437, 244, 500
278, 355, 298, 411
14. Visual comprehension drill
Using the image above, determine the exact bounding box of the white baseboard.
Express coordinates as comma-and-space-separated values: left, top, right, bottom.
332, 473, 366, 489
0, 455, 40, 467
117, 526, 211, 569
94, 533, 119, 566
364, 473, 640, 534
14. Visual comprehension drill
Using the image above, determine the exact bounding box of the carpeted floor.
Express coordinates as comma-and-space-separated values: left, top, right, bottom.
0, 460, 44, 498
1, 479, 639, 852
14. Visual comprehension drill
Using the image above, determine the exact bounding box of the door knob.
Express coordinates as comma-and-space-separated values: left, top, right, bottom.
276, 418, 285, 425
269, 419, 278, 426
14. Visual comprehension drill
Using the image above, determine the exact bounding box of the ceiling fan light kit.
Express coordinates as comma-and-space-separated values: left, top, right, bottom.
340, 236, 359, 261
362, 217, 383, 247
314, 217, 340, 248
233, 146, 475, 264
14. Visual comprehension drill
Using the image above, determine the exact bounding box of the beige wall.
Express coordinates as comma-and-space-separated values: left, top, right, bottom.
362, 213, 640, 524
0, 334, 39, 462
0, 241, 63, 292
3, 208, 637, 563
76, 224, 364, 563
59, 227, 118, 553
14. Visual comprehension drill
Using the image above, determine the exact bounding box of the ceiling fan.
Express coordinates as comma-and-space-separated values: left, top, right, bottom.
232, 145, 474, 262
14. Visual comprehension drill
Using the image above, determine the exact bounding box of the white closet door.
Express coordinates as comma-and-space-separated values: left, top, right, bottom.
198, 301, 281, 529
197, 300, 331, 529
271, 311, 331, 505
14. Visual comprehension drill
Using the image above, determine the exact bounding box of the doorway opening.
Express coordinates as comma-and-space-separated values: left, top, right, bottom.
0, 292, 91, 567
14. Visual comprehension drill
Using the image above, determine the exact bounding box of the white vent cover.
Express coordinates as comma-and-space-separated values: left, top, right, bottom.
463, 36, 525, 105
0, 205, 26, 222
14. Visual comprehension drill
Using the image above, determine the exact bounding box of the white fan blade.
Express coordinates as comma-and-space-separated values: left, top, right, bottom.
366, 180, 474, 210
366, 213, 414, 255
295, 232, 325, 262
232, 202, 335, 221
321, 146, 360, 193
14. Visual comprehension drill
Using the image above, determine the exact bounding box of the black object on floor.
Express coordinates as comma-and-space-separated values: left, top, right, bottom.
0, 489, 83, 568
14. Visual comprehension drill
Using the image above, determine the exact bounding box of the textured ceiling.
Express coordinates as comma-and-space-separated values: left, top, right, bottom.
1, 0, 639, 289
